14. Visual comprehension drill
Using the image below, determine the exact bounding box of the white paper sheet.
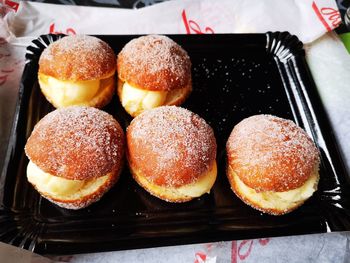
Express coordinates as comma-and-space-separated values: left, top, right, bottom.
3, 0, 341, 43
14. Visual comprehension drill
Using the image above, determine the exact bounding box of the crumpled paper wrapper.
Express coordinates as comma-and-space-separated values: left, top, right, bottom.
60, 232, 350, 263
2, 0, 341, 43
0, 0, 349, 262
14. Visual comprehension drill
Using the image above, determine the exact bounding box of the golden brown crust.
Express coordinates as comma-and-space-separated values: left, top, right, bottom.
226, 114, 320, 192
34, 166, 122, 210
117, 35, 191, 91
39, 35, 117, 81
25, 106, 124, 180
126, 106, 216, 188
226, 166, 306, 215
128, 156, 194, 203
116, 78, 192, 117
164, 80, 192, 106
128, 151, 216, 203
87, 75, 115, 108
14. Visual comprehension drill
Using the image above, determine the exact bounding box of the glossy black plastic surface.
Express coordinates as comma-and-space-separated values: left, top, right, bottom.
1, 33, 349, 254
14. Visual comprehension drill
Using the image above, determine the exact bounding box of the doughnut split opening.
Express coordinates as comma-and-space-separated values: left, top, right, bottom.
27, 161, 114, 202
38, 73, 115, 108
228, 166, 319, 215
131, 161, 217, 202
118, 81, 191, 117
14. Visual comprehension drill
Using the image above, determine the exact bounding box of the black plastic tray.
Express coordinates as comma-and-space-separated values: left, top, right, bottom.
1, 33, 349, 255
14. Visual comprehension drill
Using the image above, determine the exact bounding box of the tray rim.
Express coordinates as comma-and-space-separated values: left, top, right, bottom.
1, 32, 349, 254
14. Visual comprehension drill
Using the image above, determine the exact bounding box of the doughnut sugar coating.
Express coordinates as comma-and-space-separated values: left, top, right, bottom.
117, 34, 191, 91
39, 35, 117, 81
126, 106, 217, 202
24, 106, 125, 209
226, 115, 320, 192
25, 106, 124, 180
226, 114, 320, 215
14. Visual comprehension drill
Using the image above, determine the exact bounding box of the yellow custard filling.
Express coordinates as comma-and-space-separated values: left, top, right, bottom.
232, 169, 319, 211
121, 82, 168, 115
133, 161, 217, 200
38, 73, 114, 108
27, 161, 110, 200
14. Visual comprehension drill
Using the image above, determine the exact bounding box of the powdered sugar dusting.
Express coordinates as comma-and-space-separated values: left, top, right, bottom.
25, 106, 124, 180
118, 35, 191, 91
226, 114, 320, 192
39, 35, 116, 81
127, 106, 216, 187
121, 35, 187, 74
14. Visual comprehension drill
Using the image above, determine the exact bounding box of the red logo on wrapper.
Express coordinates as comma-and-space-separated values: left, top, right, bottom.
194, 252, 207, 263
312, 1, 341, 31
231, 238, 270, 263
0, 37, 15, 86
182, 9, 215, 34
193, 243, 217, 263
4, 0, 19, 12
0, 68, 15, 86
0, 74, 8, 85
49, 23, 77, 35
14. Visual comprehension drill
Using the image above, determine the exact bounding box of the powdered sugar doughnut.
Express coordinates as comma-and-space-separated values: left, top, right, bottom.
38, 35, 116, 108
226, 114, 320, 215
127, 106, 217, 202
117, 35, 192, 117
25, 106, 124, 209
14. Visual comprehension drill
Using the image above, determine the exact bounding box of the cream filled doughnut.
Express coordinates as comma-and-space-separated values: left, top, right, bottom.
226, 114, 320, 215
126, 106, 217, 202
24, 106, 124, 209
117, 35, 192, 117
38, 35, 117, 108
